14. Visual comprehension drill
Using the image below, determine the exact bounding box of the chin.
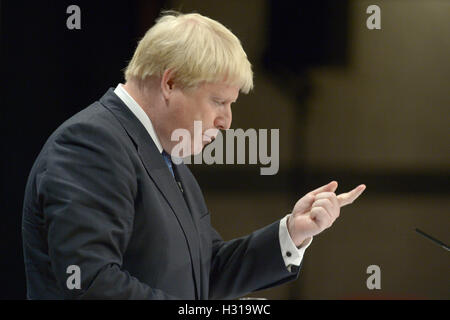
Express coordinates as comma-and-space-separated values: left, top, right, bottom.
191, 146, 204, 156
189, 139, 206, 156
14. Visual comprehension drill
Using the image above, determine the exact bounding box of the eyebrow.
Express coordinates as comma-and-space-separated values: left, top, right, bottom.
212, 95, 237, 103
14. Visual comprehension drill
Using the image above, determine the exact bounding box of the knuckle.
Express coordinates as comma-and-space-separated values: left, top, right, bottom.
318, 199, 331, 207
312, 200, 321, 207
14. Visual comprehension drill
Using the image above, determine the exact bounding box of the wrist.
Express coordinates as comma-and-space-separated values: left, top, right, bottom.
297, 237, 312, 248
287, 214, 306, 247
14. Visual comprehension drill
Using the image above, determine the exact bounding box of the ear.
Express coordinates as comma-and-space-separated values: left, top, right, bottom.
161, 69, 176, 100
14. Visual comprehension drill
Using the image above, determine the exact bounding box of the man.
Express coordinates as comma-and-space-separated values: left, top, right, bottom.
22, 12, 365, 299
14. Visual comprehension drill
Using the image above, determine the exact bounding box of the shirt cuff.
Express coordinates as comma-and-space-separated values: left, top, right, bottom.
279, 214, 313, 272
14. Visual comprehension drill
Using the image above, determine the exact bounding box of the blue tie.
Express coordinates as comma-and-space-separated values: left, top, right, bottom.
162, 151, 175, 177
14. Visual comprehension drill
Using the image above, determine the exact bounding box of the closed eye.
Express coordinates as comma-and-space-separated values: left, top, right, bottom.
213, 99, 226, 106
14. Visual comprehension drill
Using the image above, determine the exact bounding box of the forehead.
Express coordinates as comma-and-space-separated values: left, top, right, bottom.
195, 81, 240, 100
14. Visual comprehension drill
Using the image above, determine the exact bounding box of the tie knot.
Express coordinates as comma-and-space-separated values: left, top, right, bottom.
162, 150, 170, 159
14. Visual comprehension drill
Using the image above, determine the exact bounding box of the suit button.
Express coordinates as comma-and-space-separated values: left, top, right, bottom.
286, 251, 292, 257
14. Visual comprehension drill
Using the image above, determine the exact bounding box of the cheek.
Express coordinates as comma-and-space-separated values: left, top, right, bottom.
172, 94, 215, 130
169, 96, 191, 127
183, 101, 214, 130
199, 103, 217, 125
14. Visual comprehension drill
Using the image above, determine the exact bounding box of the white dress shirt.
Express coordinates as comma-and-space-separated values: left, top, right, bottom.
113, 83, 312, 272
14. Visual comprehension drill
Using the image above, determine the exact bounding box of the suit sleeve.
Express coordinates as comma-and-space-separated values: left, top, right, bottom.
39, 121, 178, 299
208, 220, 301, 300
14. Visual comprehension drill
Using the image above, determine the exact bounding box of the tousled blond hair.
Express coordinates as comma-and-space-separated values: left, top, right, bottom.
124, 11, 253, 93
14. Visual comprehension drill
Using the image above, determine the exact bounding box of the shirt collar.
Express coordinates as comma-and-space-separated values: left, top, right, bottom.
114, 83, 163, 153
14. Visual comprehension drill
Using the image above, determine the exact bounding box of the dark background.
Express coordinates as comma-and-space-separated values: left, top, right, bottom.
1, 0, 449, 299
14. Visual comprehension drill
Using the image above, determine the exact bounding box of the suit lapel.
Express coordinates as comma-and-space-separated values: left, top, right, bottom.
174, 164, 205, 221
174, 163, 209, 300
99, 89, 202, 299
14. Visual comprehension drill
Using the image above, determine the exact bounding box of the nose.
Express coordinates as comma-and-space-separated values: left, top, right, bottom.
214, 104, 232, 130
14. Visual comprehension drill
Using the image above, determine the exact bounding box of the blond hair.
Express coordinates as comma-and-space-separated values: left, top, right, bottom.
124, 11, 253, 93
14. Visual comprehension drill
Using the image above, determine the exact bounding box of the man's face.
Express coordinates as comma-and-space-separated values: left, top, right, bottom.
161, 81, 239, 156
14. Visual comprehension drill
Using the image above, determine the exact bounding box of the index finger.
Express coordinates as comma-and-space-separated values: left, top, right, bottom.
310, 181, 338, 196
337, 184, 366, 207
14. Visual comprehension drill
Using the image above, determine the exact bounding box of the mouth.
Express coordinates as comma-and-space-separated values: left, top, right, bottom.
203, 129, 219, 143
203, 135, 214, 144
203, 131, 217, 143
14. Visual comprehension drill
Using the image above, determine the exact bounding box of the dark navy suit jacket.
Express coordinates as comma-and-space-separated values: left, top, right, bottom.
22, 89, 299, 299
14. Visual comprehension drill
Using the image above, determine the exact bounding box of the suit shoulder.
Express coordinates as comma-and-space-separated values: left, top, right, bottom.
32, 100, 134, 173
50, 102, 128, 147
60, 101, 122, 135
